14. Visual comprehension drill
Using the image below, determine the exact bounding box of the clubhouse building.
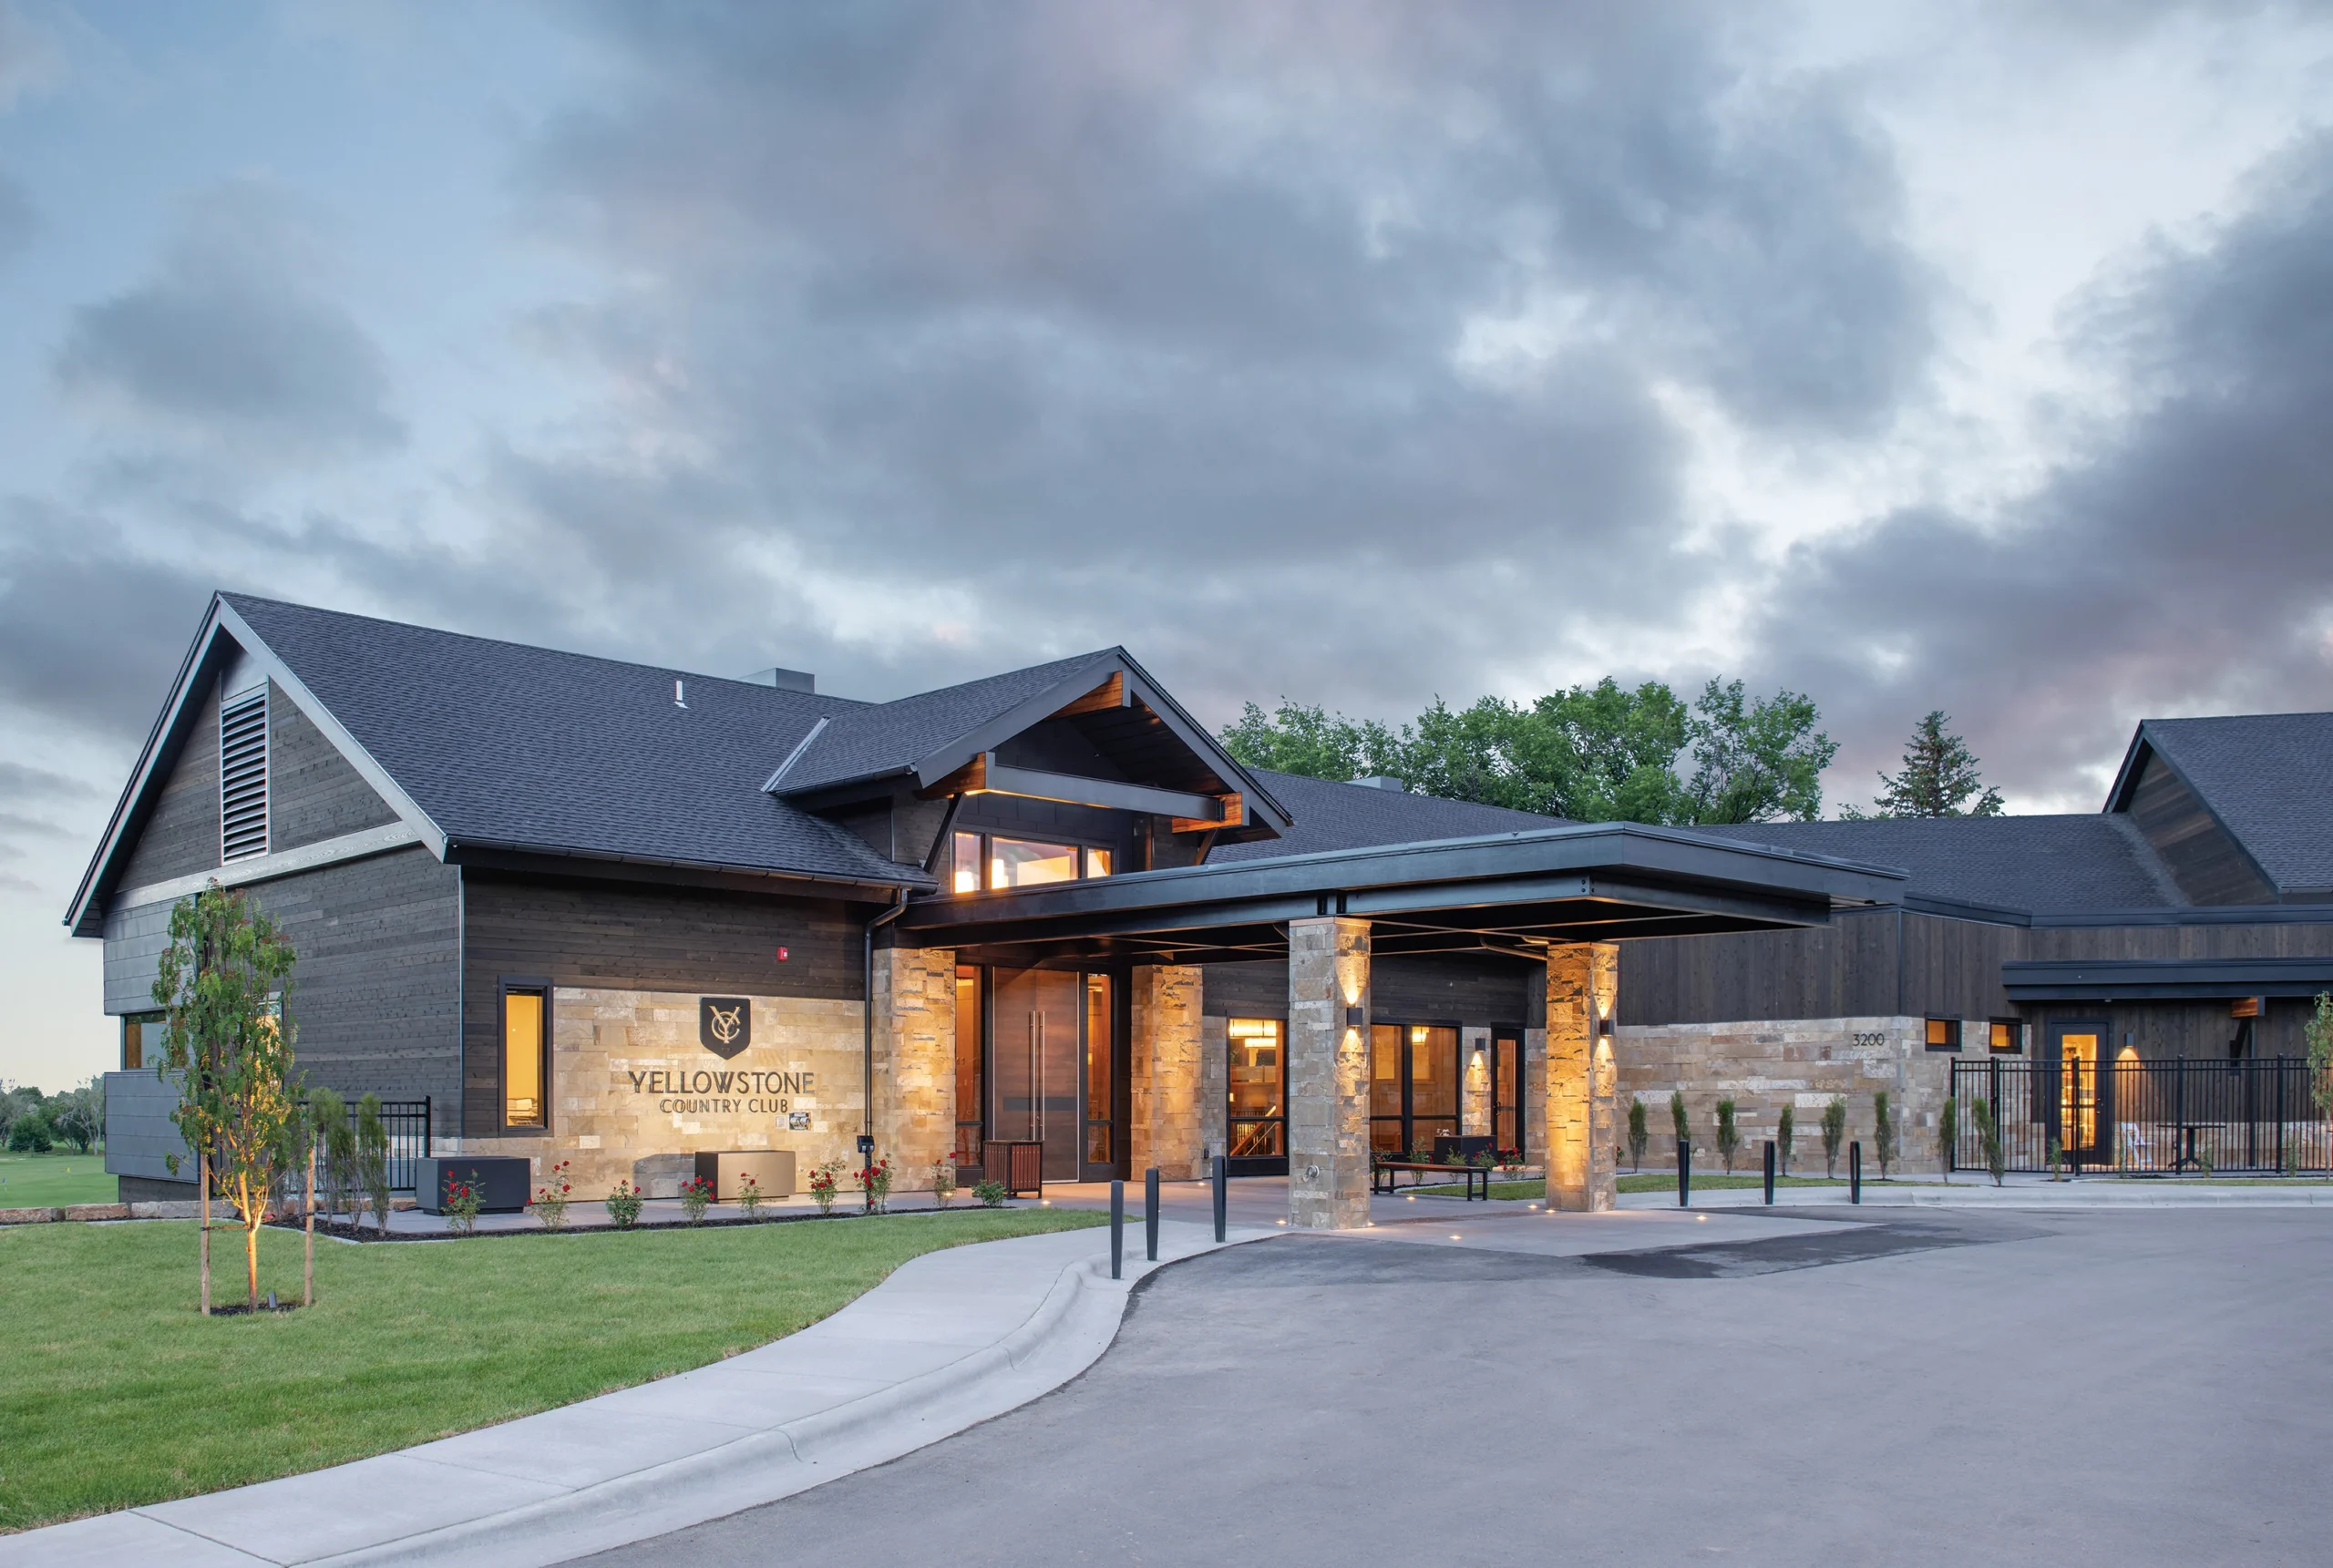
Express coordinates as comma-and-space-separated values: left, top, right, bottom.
74, 596, 2333, 1218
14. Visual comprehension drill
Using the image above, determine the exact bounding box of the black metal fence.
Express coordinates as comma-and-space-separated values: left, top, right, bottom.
1949, 1058, 2329, 1174
364, 1098, 432, 1191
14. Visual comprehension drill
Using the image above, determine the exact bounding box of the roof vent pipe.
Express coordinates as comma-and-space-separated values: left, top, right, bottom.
674, 679, 687, 708
745, 666, 817, 693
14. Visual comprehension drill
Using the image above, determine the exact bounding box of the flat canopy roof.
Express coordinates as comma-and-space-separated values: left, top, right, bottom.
2004, 957, 2333, 1002
898, 821, 1909, 968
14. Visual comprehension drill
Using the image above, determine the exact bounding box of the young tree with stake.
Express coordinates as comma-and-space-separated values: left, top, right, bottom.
151, 885, 301, 1314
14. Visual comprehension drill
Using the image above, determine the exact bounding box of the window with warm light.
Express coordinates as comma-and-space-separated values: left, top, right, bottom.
504, 986, 548, 1129
1925, 1018, 1962, 1052
1227, 1018, 1283, 1159
1988, 1020, 2022, 1054
948, 832, 1116, 893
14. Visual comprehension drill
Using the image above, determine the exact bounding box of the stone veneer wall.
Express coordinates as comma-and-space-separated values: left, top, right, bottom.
1197, 1013, 1229, 1169
873, 947, 957, 1187
1461, 1025, 1491, 1138
1130, 965, 1205, 1179
1612, 1015, 1968, 1176
455, 986, 864, 1195
1545, 943, 1619, 1211
1288, 917, 1372, 1229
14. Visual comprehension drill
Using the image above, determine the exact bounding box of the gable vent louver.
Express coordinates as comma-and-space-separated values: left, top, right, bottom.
219, 686, 270, 863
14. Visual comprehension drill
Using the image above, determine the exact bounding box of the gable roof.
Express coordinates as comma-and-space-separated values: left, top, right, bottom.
1209, 770, 1569, 862
2108, 712, 2333, 896
1693, 814, 2185, 916
67, 595, 934, 932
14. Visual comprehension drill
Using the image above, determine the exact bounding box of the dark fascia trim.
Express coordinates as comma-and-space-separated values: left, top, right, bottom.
1897, 894, 2035, 927
977, 756, 1221, 820
2028, 904, 2333, 929
2102, 723, 2280, 897
779, 649, 1296, 834
67, 598, 454, 937
897, 820, 1902, 937
2004, 956, 2333, 1001
446, 839, 931, 903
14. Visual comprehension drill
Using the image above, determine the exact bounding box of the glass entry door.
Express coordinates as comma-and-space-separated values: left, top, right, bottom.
1227, 1018, 1287, 1175
992, 968, 1084, 1182
2051, 1020, 2108, 1160
1491, 1031, 1525, 1156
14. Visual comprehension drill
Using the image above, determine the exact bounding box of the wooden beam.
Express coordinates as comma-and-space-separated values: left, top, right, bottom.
915, 753, 985, 801
1050, 671, 1125, 718
1170, 792, 1241, 835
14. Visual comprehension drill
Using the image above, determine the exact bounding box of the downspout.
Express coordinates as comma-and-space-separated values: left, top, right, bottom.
862, 887, 911, 1157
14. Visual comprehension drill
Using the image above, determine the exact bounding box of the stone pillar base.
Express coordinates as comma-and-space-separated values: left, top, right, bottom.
1289, 917, 1371, 1230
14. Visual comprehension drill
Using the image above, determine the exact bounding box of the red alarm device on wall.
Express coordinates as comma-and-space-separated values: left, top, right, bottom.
775, 947, 789, 961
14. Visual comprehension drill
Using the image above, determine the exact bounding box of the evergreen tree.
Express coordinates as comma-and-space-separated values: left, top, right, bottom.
1855, 711, 2005, 818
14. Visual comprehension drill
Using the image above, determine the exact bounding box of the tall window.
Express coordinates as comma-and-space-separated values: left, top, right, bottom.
954, 966, 982, 1162
1085, 974, 1114, 1164
950, 831, 1115, 894
1227, 1018, 1284, 1160
219, 686, 270, 863
122, 1010, 164, 1071
503, 986, 548, 1129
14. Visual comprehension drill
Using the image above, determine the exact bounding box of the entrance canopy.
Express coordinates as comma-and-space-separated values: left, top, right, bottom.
897, 821, 1907, 967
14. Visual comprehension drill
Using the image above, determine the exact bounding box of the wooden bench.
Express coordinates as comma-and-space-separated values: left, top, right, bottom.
1372, 1161, 1492, 1200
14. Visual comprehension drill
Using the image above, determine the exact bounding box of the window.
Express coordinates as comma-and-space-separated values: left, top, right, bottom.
1925, 1018, 1962, 1052
121, 1011, 164, 1071
503, 985, 549, 1129
949, 832, 1115, 893
1988, 1019, 2023, 1054
954, 966, 982, 1161
219, 686, 269, 862
1227, 1018, 1284, 1160
1085, 974, 1114, 1164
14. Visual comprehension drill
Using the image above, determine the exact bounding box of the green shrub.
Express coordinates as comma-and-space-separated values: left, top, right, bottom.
1821, 1096, 1846, 1177
7, 1112, 53, 1153
1937, 1097, 1958, 1182
606, 1178, 643, 1229
1874, 1090, 1896, 1178
1669, 1089, 1687, 1152
973, 1179, 1008, 1208
1713, 1100, 1740, 1174
1776, 1103, 1795, 1174
1627, 1097, 1649, 1172
1972, 1099, 2005, 1186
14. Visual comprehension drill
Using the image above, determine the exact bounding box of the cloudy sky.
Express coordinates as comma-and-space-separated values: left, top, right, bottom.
4, 1, 2331, 1088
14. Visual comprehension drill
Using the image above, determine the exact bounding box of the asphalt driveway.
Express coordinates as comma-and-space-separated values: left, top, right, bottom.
578, 1207, 2330, 1566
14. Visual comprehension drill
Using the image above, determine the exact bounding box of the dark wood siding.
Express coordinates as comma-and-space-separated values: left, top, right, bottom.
1200, 955, 1536, 1027
119, 684, 221, 888
1621, 907, 1902, 1024
2023, 997, 2317, 1062
270, 681, 400, 851
2127, 753, 2274, 903
460, 875, 866, 1136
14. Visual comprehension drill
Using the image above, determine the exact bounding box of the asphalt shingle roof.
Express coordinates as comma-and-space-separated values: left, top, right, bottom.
224, 595, 931, 888
771, 651, 1120, 794
2135, 712, 2333, 894
1696, 814, 2185, 914
1209, 769, 1568, 860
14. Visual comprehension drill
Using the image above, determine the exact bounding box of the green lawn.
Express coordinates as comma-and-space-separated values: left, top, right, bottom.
0, 1151, 115, 1208
0, 1207, 1103, 1533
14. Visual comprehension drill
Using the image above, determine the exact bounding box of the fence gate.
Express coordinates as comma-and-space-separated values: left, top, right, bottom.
1949, 1058, 2327, 1174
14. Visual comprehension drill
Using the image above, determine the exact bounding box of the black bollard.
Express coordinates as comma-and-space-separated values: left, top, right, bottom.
1145, 1166, 1160, 1262
1850, 1140, 1862, 1204
1109, 1179, 1124, 1280
1677, 1136, 1692, 1208
1763, 1138, 1776, 1205
1212, 1153, 1228, 1242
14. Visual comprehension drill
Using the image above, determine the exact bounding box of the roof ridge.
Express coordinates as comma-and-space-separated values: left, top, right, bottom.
859, 647, 1121, 711
221, 592, 866, 705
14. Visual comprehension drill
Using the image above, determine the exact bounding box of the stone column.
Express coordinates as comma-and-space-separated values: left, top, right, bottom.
1545, 942, 1619, 1212
1461, 1027, 1491, 1138
872, 946, 955, 1188
1130, 965, 1204, 1179
1288, 917, 1371, 1230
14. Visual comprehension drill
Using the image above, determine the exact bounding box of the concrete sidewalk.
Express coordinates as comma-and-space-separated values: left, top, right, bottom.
5, 1217, 1269, 1568
1619, 1178, 2333, 1208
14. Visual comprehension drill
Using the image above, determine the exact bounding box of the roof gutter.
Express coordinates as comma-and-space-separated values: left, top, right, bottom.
861, 887, 911, 1164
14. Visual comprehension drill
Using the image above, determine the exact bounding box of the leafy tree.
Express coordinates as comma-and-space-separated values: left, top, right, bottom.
1851, 711, 2004, 818
6, 1110, 52, 1153
357, 1093, 391, 1235
1218, 700, 1398, 783
1873, 1090, 1896, 1178
1680, 680, 1836, 824
1821, 1095, 1847, 1177
308, 1085, 355, 1224
2308, 993, 2333, 1177
1713, 1099, 1741, 1174
1972, 1099, 2006, 1187
1776, 1103, 1795, 1175
1669, 1089, 1688, 1152
1627, 1096, 1649, 1172
151, 884, 301, 1314
48, 1079, 104, 1154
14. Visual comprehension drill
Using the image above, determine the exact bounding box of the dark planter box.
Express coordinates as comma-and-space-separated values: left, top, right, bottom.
415, 1156, 532, 1214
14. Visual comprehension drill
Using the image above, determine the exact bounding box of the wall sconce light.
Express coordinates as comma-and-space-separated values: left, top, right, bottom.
1597, 1015, 1614, 1036
1345, 1006, 1366, 1028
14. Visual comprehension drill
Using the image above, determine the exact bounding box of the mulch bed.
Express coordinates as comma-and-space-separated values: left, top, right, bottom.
265, 1204, 1010, 1243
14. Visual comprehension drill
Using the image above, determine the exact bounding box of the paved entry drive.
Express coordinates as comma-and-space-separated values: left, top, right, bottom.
581, 1207, 2331, 1567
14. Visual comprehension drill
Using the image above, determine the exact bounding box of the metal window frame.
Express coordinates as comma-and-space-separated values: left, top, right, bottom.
498, 976, 553, 1134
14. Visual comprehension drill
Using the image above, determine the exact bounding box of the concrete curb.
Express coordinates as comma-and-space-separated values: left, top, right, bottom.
1618, 1184, 2333, 1211
3, 1221, 1270, 1568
